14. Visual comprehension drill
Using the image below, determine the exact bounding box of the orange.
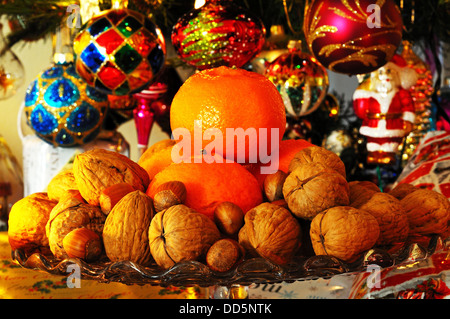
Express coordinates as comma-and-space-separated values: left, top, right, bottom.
276, 138, 314, 173
170, 66, 286, 164
245, 138, 313, 188
146, 158, 263, 219
138, 139, 177, 180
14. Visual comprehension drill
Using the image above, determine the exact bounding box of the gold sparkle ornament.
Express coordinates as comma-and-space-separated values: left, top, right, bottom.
0, 24, 25, 100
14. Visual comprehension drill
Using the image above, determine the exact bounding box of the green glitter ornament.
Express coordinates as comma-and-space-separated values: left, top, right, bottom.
171, 0, 266, 70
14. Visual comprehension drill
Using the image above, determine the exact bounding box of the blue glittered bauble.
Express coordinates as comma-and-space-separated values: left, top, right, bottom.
73, 8, 166, 96
24, 62, 109, 147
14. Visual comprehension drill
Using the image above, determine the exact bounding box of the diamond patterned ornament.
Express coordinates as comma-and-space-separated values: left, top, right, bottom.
73, 8, 166, 95
24, 62, 109, 147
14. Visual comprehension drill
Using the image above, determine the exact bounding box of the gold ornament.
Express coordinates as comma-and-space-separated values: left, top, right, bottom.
0, 66, 15, 95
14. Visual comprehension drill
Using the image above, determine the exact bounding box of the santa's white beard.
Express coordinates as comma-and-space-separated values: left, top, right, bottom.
374, 80, 393, 94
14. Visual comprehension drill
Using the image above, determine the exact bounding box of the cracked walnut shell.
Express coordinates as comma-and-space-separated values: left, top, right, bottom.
283, 162, 349, 220
310, 206, 380, 263
148, 205, 220, 269
238, 202, 302, 265
73, 149, 150, 206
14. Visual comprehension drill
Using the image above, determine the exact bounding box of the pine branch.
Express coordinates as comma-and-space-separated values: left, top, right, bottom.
0, 0, 448, 52
0, 0, 70, 48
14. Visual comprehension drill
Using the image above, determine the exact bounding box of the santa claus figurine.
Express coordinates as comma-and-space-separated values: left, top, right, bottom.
353, 54, 418, 165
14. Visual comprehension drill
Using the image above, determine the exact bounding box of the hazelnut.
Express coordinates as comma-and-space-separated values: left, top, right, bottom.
263, 170, 287, 202
213, 202, 244, 237
62, 227, 103, 262
99, 182, 135, 215
153, 181, 187, 212
206, 238, 245, 272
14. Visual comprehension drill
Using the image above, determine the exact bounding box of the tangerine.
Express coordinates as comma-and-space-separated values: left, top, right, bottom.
245, 138, 313, 188
170, 66, 286, 164
146, 158, 263, 220
138, 139, 177, 180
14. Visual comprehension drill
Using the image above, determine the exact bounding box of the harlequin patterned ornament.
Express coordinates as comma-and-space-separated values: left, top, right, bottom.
73, 8, 166, 95
265, 40, 329, 118
24, 62, 109, 147
303, 0, 403, 75
171, 0, 266, 70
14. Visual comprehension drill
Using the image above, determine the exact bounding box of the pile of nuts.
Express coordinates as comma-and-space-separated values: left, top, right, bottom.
8, 146, 450, 275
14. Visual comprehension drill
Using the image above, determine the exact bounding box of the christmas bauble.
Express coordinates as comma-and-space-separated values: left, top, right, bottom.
400, 41, 435, 165
250, 25, 289, 74
73, 8, 166, 95
171, 0, 266, 70
265, 41, 329, 117
24, 62, 109, 147
303, 0, 403, 75
401, 41, 434, 113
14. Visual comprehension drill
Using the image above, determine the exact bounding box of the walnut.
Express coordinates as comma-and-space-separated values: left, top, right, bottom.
8, 193, 57, 254
46, 197, 105, 259
388, 183, 419, 200
353, 192, 409, 246
148, 205, 220, 269
348, 180, 380, 207
72, 149, 150, 206
310, 206, 380, 262
238, 202, 302, 265
47, 169, 77, 201
401, 189, 450, 236
283, 162, 349, 220
288, 146, 346, 178
103, 190, 155, 265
